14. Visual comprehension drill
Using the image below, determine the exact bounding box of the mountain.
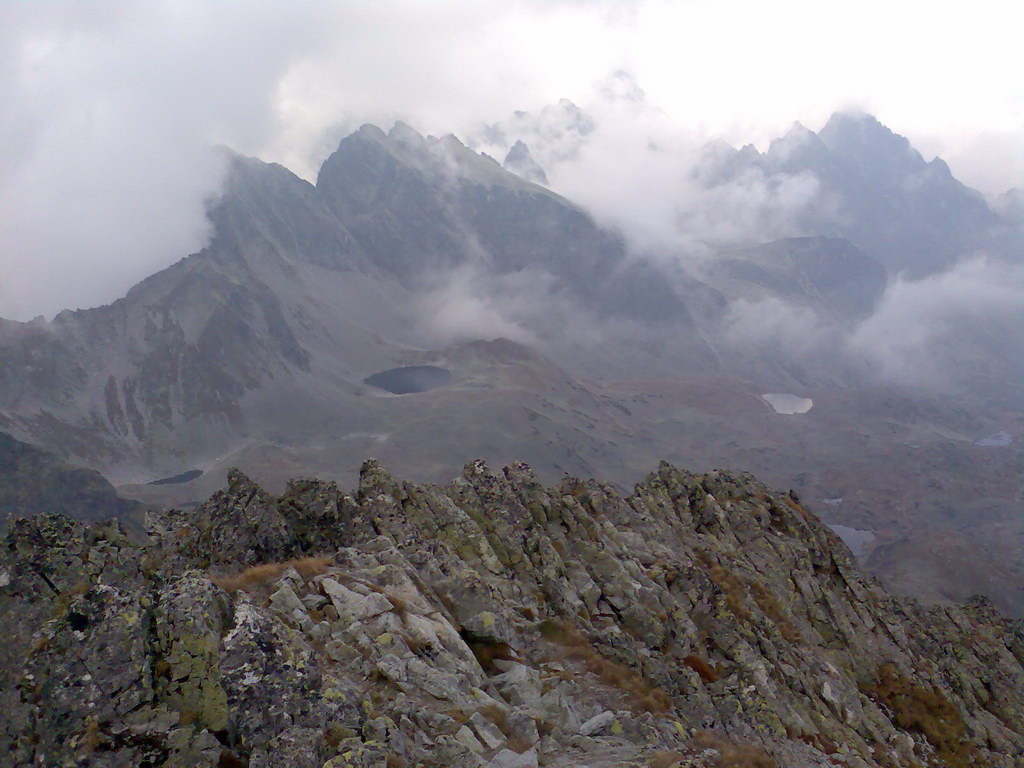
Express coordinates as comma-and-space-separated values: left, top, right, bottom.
481, 104, 1017, 280
315, 123, 697, 324
3, 461, 1022, 766
738, 112, 1006, 279
0, 116, 1021, 621
705, 236, 888, 327
0, 124, 710, 477
0, 430, 144, 529
994, 188, 1024, 225
502, 140, 548, 185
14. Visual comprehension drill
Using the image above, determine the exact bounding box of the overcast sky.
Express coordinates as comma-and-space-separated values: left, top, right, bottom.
1, 0, 1021, 320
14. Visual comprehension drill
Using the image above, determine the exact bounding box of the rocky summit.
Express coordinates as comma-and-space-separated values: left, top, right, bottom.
3, 460, 1022, 767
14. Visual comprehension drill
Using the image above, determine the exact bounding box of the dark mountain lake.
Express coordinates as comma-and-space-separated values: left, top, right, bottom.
364, 365, 452, 394
148, 469, 203, 486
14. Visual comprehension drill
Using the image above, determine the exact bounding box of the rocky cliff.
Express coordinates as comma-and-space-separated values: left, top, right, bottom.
3, 460, 1022, 767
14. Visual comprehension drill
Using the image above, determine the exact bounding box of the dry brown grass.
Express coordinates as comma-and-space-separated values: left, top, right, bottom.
154, 658, 171, 680
460, 628, 517, 673
799, 732, 838, 755
538, 619, 671, 713
782, 493, 812, 521
385, 594, 408, 619
535, 716, 557, 738
400, 631, 429, 656
708, 565, 749, 620
53, 579, 91, 617
178, 709, 201, 727
308, 606, 326, 623
863, 663, 977, 768
211, 555, 329, 594
479, 703, 510, 731
29, 633, 52, 655
324, 723, 356, 748
689, 731, 777, 768
647, 751, 685, 768
683, 654, 719, 684
506, 734, 534, 754
447, 708, 473, 726
750, 581, 799, 642
82, 716, 101, 754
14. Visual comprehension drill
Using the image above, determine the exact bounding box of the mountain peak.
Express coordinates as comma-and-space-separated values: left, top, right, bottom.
503, 140, 548, 184
354, 123, 388, 141
818, 110, 922, 168
765, 120, 829, 169
387, 120, 427, 149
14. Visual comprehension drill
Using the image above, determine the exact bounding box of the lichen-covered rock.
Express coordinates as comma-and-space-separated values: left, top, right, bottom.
248, 725, 328, 768
154, 571, 232, 731
2, 460, 1024, 766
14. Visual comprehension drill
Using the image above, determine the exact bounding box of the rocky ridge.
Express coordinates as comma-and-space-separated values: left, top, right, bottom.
3, 460, 1022, 767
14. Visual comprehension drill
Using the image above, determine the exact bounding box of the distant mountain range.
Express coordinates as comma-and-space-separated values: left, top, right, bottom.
733, 112, 1007, 278
0, 111, 1021, 614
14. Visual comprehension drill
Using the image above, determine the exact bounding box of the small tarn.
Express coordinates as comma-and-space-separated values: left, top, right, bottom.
363, 365, 452, 394
148, 469, 204, 486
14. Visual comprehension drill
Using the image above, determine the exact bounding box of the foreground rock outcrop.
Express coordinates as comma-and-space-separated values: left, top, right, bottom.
2, 460, 1022, 767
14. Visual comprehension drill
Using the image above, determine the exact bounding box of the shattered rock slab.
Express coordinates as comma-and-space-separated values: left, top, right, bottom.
1, 460, 1022, 767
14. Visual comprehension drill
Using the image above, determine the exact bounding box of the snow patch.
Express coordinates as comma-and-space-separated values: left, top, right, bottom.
761, 393, 813, 415
975, 431, 1013, 447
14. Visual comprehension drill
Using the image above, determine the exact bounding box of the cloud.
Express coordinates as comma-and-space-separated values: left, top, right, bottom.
0, 1, 626, 320
847, 257, 1024, 391
470, 82, 830, 262
0, 2, 326, 319
723, 296, 838, 358
403, 265, 544, 348
1, 0, 1020, 320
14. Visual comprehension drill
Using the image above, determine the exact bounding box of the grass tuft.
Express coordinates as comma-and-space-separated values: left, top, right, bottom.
538, 619, 671, 713
708, 564, 749, 620
750, 581, 798, 642
647, 751, 686, 768
689, 731, 777, 767
211, 555, 329, 594
683, 654, 719, 684
862, 663, 977, 767
385, 594, 408, 619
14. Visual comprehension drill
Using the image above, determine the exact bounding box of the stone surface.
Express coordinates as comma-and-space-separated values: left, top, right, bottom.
2, 459, 1024, 766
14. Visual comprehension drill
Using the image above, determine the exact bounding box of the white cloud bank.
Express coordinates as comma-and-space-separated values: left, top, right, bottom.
0, 0, 1020, 319
848, 257, 1024, 390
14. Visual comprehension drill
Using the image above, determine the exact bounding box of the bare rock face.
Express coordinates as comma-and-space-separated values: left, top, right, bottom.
2, 459, 1023, 767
